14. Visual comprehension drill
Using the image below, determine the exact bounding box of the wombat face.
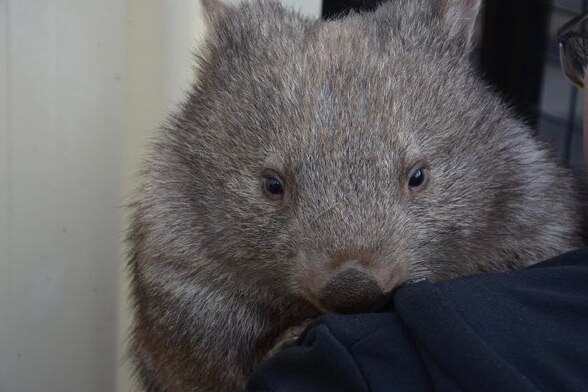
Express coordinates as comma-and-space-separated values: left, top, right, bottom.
145, 0, 581, 314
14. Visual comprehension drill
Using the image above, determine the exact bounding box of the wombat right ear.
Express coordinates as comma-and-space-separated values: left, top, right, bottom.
437, 0, 482, 51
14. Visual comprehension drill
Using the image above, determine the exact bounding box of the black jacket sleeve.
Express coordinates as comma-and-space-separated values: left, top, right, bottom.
244, 248, 588, 392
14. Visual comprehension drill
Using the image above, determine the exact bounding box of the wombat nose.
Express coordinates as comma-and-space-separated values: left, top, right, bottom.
319, 267, 384, 314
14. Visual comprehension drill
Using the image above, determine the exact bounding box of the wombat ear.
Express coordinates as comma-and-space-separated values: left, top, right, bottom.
437, 0, 481, 50
200, 0, 232, 28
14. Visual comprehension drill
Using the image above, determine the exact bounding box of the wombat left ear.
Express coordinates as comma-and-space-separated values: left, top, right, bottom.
201, 0, 232, 27
438, 0, 482, 50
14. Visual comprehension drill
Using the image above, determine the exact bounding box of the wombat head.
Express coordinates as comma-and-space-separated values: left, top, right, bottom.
137, 0, 583, 315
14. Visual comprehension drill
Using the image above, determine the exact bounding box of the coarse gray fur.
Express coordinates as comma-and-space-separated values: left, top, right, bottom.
126, 0, 586, 390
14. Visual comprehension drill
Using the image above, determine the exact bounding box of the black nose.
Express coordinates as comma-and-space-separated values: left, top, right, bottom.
319, 267, 384, 313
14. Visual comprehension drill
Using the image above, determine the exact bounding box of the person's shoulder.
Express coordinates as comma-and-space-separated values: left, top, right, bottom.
393, 247, 588, 392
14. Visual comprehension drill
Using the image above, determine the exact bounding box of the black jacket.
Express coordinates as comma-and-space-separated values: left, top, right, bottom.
245, 248, 588, 391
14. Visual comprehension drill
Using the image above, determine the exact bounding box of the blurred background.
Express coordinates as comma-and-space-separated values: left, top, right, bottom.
0, 0, 584, 391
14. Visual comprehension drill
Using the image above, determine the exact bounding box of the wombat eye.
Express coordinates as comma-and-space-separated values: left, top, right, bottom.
407, 166, 428, 191
262, 170, 284, 200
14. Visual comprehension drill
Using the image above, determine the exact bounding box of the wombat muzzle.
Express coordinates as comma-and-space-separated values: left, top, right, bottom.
319, 267, 385, 313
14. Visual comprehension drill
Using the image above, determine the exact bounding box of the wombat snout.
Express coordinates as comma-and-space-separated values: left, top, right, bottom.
319, 264, 385, 314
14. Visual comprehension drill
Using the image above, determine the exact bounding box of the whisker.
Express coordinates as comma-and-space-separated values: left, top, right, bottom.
311, 202, 340, 224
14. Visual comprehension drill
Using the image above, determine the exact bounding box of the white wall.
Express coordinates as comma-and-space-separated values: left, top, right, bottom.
0, 0, 126, 391
0, 1, 320, 391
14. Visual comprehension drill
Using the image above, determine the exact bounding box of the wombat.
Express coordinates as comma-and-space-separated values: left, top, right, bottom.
127, 0, 586, 390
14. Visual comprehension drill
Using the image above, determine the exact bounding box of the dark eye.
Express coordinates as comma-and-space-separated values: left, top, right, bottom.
408, 166, 428, 191
262, 170, 285, 200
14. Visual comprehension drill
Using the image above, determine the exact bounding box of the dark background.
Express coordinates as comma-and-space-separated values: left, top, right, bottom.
322, 0, 586, 173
